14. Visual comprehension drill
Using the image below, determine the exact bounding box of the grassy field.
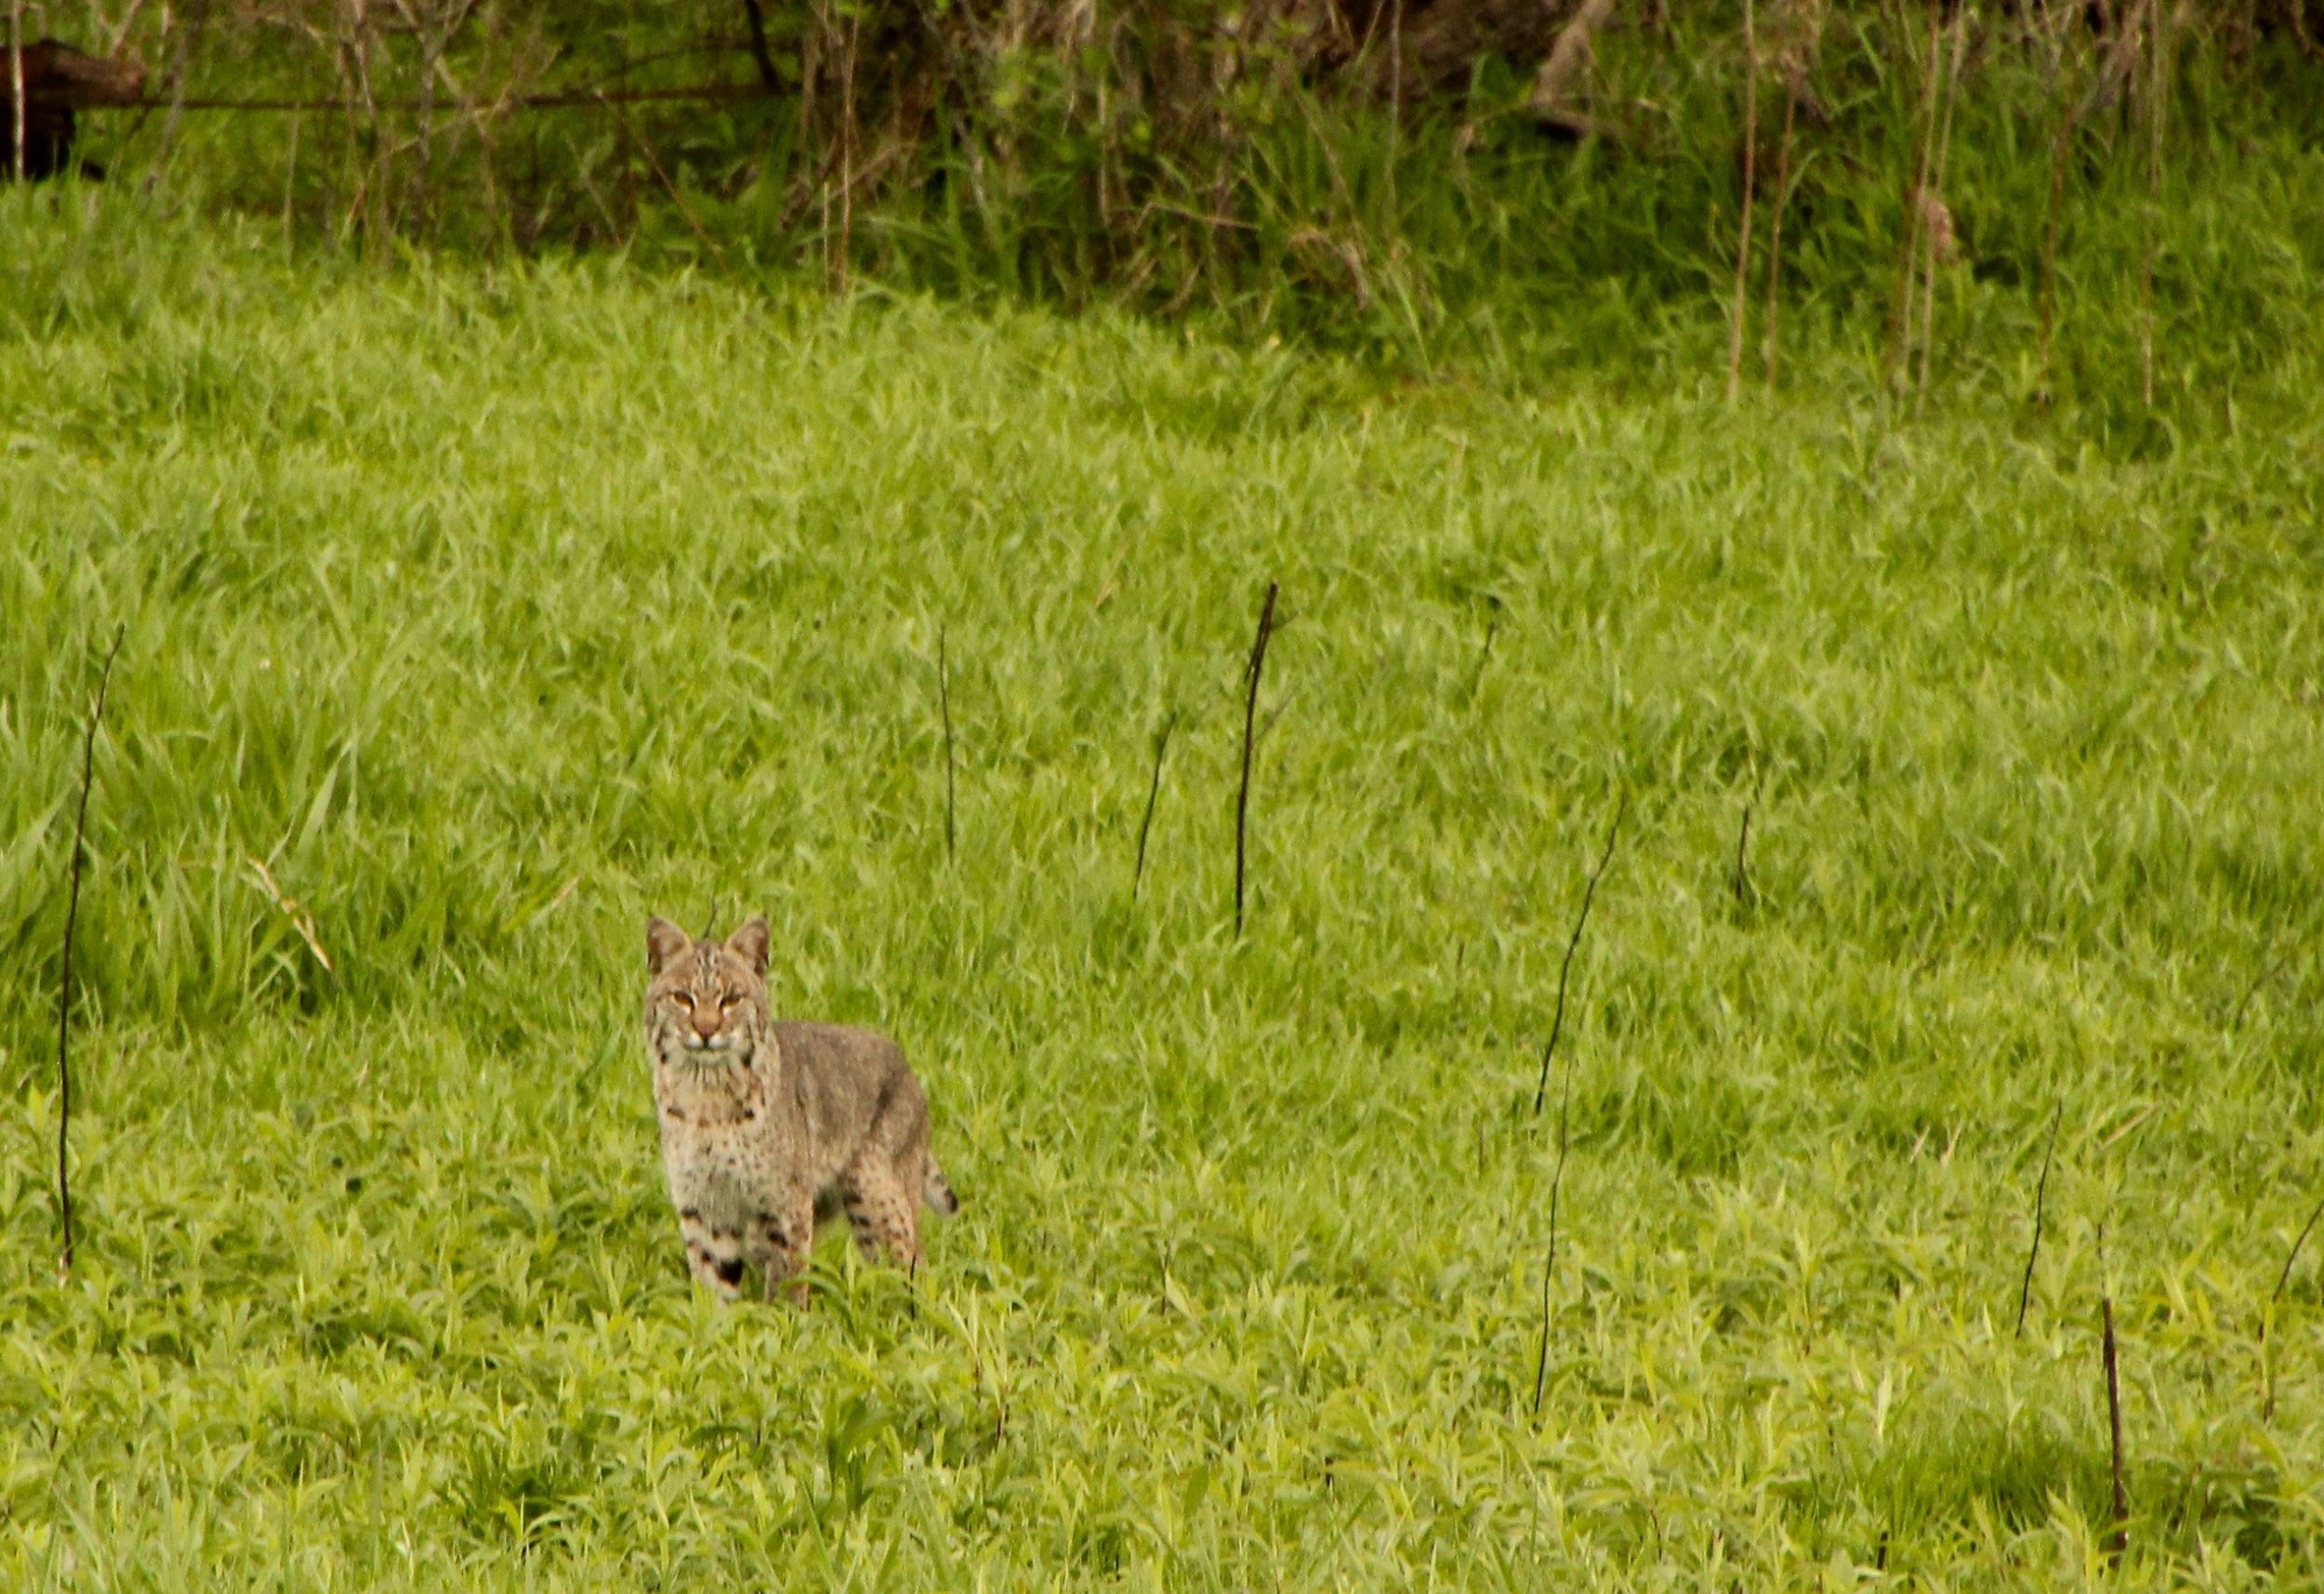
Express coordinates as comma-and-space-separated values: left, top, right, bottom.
5, 197, 2324, 1589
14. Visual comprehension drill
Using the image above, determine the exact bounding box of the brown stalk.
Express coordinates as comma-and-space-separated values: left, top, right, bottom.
1726, 0, 1760, 404
2261, 1187, 2324, 1421
2229, 933, 2297, 1030
8, 3, 22, 181
2102, 1278, 2129, 1562
1733, 762, 1764, 908
1464, 606, 1501, 702
1533, 792, 1627, 1114
2036, 10, 2085, 407
56, 624, 125, 1276
838, 11, 858, 290
2015, 1101, 2063, 1335
1132, 710, 1178, 901
1759, 79, 1799, 389
1530, 1027, 1577, 1417
2138, 0, 2171, 409
1234, 581, 1280, 938
594, 88, 726, 262
938, 625, 957, 864
1913, 9, 1969, 413
1884, 7, 1943, 389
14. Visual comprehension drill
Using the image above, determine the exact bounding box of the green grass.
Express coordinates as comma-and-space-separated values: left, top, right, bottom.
5, 198, 2324, 1588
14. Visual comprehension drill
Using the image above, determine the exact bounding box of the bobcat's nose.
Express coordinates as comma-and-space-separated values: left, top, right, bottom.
690, 1008, 720, 1041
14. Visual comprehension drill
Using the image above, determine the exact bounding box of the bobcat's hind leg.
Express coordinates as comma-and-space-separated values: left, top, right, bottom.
839, 1162, 922, 1269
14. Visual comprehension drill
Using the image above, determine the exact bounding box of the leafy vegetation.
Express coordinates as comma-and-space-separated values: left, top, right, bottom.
4, 171, 2324, 1587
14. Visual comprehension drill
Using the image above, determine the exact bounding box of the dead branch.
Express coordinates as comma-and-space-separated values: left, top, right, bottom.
1235, 580, 1281, 937
1533, 791, 1627, 1114
1133, 709, 1179, 901
56, 624, 125, 1276
2015, 1100, 2063, 1335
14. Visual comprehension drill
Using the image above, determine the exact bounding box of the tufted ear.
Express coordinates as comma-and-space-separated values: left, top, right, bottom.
646, 916, 693, 975
727, 915, 771, 975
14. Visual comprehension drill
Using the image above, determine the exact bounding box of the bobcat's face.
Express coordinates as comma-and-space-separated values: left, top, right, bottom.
645, 916, 772, 1069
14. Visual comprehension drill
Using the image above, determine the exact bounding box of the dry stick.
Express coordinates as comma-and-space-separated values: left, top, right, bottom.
1464, 609, 1500, 702
2261, 1189, 2324, 1421
1732, 765, 1763, 908
1725, 0, 1760, 404
1884, 8, 1943, 390
2015, 1100, 2064, 1336
56, 624, 125, 1276
1913, 10, 1969, 414
1530, 1042, 1578, 1416
2137, 0, 2169, 410
594, 89, 726, 263
7, 2, 22, 181
837, 11, 858, 292
1234, 581, 1280, 938
2035, 20, 2083, 407
2101, 1239, 2129, 1566
2266, 1192, 2324, 1327
1132, 710, 1178, 901
1759, 77, 1800, 389
2229, 935, 2298, 1031
938, 626, 957, 864
1533, 792, 1628, 1114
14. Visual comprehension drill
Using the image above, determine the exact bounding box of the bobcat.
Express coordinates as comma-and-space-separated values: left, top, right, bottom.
643, 915, 957, 1303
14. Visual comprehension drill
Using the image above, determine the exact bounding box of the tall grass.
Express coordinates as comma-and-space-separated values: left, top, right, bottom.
25, 0, 2324, 411
3, 198, 2324, 1587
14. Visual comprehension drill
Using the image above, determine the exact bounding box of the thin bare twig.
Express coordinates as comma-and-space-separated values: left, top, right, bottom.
1733, 764, 1764, 908
2230, 937, 2299, 1030
1530, 1036, 1578, 1416
1759, 82, 1799, 389
2266, 1191, 2324, 1328
1234, 581, 1280, 938
938, 625, 957, 864
2262, 1186, 2324, 1421
1533, 792, 1628, 1114
1726, 0, 1760, 403
57, 624, 125, 1276
1912, 9, 1969, 413
1884, 8, 1942, 389
8, 4, 23, 182
2036, 0, 2087, 407
2102, 1265, 2129, 1564
2138, 0, 2170, 409
1132, 710, 1178, 901
1464, 607, 1500, 702
2015, 1101, 2064, 1336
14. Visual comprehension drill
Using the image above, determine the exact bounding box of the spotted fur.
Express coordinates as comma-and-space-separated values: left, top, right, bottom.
644, 915, 958, 1304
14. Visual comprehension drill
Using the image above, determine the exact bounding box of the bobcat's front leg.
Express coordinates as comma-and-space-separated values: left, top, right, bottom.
679, 1208, 748, 1304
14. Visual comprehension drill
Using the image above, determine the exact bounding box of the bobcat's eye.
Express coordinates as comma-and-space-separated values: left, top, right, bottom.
720, 994, 744, 1009
669, 991, 694, 1009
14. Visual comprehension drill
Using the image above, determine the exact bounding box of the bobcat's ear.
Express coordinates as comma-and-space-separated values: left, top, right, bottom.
646, 916, 693, 975
727, 915, 771, 975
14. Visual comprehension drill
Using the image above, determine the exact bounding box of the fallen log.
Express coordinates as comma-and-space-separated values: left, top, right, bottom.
4, 38, 146, 181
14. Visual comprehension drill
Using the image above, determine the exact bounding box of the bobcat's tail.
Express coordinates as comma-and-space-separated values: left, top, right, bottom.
922, 1164, 961, 1217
